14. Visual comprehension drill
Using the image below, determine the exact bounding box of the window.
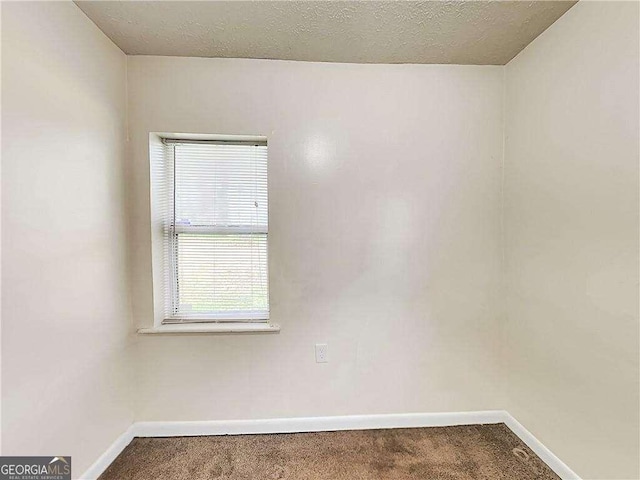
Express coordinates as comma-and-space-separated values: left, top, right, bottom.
160, 137, 269, 324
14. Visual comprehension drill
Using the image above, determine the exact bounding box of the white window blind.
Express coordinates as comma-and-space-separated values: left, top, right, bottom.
162, 139, 269, 323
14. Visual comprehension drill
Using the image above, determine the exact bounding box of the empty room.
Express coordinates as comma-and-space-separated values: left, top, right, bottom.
1, 1, 638, 479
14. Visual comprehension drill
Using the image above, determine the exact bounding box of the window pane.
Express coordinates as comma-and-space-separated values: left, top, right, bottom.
174, 143, 268, 229
175, 233, 268, 316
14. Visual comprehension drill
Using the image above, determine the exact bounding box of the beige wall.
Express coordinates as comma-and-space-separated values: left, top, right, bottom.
504, 2, 640, 479
127, 57, 505, 421
1, 1, 133, 474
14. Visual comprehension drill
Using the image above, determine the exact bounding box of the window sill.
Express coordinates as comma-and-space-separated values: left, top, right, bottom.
137, 322, 280, 335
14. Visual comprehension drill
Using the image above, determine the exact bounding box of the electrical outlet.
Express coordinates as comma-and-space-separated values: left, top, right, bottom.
315, 343, 328, 363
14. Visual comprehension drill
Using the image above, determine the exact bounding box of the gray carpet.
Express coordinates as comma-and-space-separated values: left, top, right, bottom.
99, 423, 561, 479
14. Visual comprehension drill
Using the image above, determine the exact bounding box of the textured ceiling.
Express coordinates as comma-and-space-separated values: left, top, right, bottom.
75, 1, 577, 65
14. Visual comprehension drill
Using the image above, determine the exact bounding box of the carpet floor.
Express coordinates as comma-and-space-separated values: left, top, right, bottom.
99, 423, 560, 479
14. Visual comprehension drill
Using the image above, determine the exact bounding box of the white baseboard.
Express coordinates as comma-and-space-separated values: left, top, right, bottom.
503, 412, 581, 480
81, 410, 580, 480
79, 427, 135, 480
131, 410, 505, 437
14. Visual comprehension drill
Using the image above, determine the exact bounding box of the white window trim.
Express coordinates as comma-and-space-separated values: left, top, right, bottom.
138, 322, 280, 335
141, 132, 278, 335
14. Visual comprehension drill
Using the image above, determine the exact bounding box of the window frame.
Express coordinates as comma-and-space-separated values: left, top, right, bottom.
143, 132, 277, 334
